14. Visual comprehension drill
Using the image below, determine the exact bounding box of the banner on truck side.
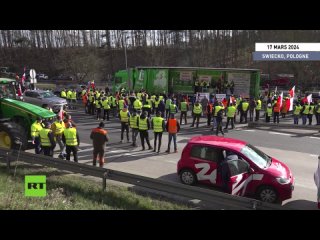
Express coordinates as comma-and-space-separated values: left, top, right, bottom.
227, 72, 250, 97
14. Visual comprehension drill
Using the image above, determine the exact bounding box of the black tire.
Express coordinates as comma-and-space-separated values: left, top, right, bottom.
180, 169, 197, 185
256, 186, 279, 204
0, 122, 28, 150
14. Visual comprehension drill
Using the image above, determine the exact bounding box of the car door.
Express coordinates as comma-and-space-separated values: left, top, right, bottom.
189, 145, 223, 186
225, 159, 252, 196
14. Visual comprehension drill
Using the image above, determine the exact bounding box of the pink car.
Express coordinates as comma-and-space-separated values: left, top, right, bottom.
177, 136, 294, 203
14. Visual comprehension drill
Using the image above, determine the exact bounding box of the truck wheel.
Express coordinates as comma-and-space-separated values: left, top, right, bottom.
0, 122, 28, 150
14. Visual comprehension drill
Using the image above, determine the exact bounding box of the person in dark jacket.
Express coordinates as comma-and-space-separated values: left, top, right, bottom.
90, 122, 109, 167
158, 99, 166, 118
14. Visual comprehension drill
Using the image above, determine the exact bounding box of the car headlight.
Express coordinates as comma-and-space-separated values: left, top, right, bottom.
276, 177, 290, 185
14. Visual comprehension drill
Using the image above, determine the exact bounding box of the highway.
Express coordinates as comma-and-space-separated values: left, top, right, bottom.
27, 107, 320, 209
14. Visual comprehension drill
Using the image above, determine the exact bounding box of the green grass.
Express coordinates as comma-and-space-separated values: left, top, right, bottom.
0, 164, 191, 210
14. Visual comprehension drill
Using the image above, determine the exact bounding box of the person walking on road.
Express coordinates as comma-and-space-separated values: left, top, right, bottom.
90, 122, 109, 167
129, 110, 140, 147
166, 114, 180, 153
224, 102, 236, 130
119, 105, 130, 143
138, 111, 153, 151
191, 101, 202, 128
51, 115, 65, 159
266, 103, 272, 123
31, 116, 44, 154
151, 111, 165, 153
62, 122, 80, 162
180, 98, 189, 125
215, 102, 224, 136
293, 101, 302, 125
39, 122, 56, 157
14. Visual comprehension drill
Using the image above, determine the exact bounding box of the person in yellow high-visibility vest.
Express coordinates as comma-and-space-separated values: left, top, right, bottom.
51, 115, 65, 159
39, 122, 56, 157
151, 111, 165, 153
191, 101, 202, 128
224, 102, 236, 130
31, 116, 44, 154
62, 122, 80, 162
138, 111, 152, 151
119, 105, 130, 143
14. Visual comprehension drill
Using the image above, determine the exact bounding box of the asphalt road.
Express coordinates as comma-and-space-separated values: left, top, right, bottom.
27, 107, 320, 210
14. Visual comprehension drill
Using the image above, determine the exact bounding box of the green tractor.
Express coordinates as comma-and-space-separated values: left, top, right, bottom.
0, 78, 56, 150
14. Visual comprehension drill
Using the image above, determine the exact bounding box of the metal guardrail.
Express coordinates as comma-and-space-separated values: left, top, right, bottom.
0, 147, 287, 210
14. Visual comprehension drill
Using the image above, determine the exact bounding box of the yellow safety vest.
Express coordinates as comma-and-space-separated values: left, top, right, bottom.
53, 121, 64, 135
170, 104, 177, 114
256, 100, 262, 110
118, 99, 125, 109
242, 102, 249, 111
154, 100, 160, 108
294, 105, 302, 115
71, 91, 77, 100
67, 91, 72, 99
120, 110, 129, 123
63, 128, 78, 146
181, 102, 187, 111
193, 105, 202, 114
227, 106, 236, 118
139, 118, 148, 130
61, 91, 66, 98
102, 99, 110, 109
165, 99, 172, 109
134, 99, 142, 109
267, 107, 272, 117
31, 122, 43, 137
214, 106, 223, 116
130, 115, 139, 129
303, 105, 310, 115
95, 100, 101, 108
152, 117, 164, 133
316, 104, 320, 113
39, 128, 52, 147
309, 105, 314, 115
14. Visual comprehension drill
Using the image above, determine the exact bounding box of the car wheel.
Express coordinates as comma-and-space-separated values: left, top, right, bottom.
256, 186, 278, 203
180, 169, 197, 185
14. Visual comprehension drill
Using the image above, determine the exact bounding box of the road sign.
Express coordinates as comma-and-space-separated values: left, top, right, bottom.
29, 69, 36, 79
30, 78, 37, 84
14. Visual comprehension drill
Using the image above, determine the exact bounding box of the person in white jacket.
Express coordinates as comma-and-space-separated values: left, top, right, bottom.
314, 155, 320, 209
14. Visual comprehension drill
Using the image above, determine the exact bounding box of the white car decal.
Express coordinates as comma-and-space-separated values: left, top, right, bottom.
195, 163, 217, 184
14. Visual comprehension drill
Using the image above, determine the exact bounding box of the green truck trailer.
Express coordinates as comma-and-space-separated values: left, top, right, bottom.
112, 67, 261, 98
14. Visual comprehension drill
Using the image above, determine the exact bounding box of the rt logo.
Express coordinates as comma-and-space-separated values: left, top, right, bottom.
25, 176, 46, 197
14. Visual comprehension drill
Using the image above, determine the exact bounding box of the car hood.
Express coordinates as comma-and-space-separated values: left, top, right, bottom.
44, 96, 67, 104
267, 157, 291, 179
1, 98, 56, 119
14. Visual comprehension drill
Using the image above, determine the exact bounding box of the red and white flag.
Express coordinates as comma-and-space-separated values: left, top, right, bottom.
277, 92, 283, 108
289, 86, 295, 98
58, 105, 64, 120
288, 86, 295, 111
307, 94, 312, 104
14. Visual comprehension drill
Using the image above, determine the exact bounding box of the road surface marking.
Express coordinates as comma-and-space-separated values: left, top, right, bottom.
309, 136, 320, 140
79, 142, 91, 147
268, 132, 294, 136
165, 160, 178, 164
309, 154, 318, 157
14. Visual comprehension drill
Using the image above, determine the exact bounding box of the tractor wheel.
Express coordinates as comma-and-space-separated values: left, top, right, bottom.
0, 122, 28, 150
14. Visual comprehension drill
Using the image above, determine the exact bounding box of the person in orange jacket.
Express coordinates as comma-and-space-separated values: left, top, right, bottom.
165, 114, 180, 154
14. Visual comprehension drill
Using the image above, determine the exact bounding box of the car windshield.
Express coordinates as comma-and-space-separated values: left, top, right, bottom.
240, 144, 271, 168
40, 91, 55, 98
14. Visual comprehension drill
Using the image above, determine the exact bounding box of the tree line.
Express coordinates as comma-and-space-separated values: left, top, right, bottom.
0, 30, 320, 89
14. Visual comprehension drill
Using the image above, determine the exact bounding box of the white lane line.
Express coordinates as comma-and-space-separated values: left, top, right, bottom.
242, 129, 256, 132
309, 154, 318, 157
268, 132, 294, 136
310, 136, 320, 140
165, 160, 178, 164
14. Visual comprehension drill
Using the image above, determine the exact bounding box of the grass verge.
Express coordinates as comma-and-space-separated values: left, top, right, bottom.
0, 163, 191, 210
